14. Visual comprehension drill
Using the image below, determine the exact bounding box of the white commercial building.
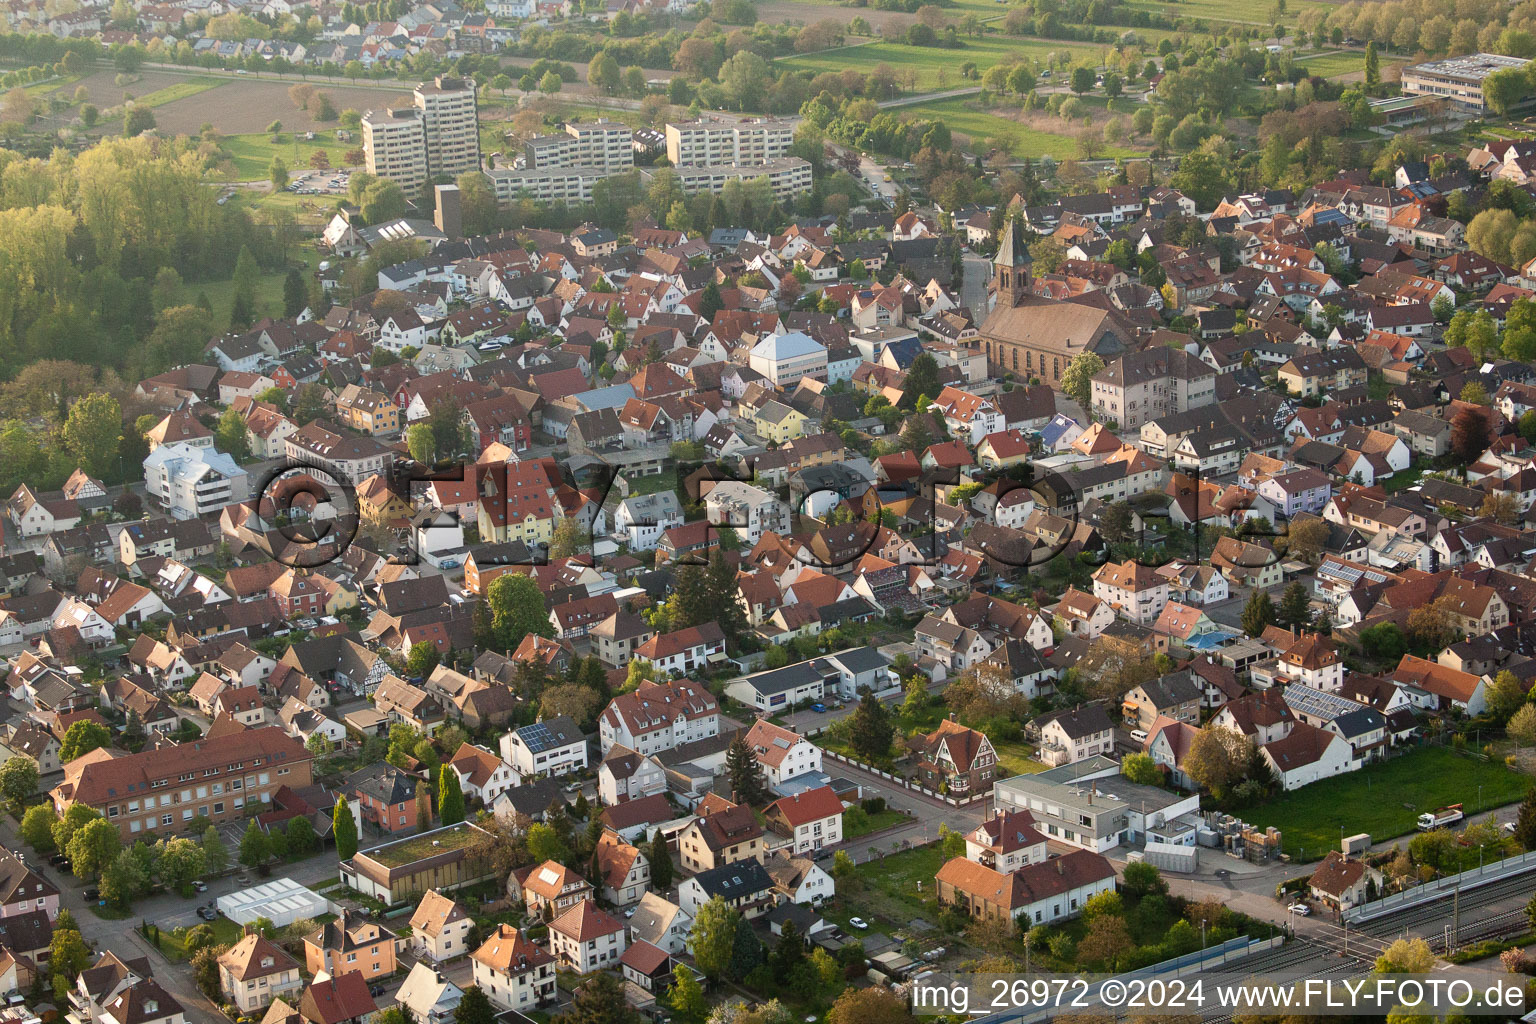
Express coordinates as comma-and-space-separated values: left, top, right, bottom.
142, 442, 249, 520
216, 877, 334, 928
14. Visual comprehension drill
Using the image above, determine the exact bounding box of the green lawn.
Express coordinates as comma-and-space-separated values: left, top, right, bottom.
1293, 50, 1364, 79
132, 78, 224, 109
1243, 747, 1530, 862
1120, 0, 1331, 25
777, 36, 1105, 92
222, 130, 358, 180
992, 738, 1049, 776
893, 95, 1145, 158
836, 843, 945, 929
175, 246, 321, 327
152, 915, 244, 961
844, 807, 908, 839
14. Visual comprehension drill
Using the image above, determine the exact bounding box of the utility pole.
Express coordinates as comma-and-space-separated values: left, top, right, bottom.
1452, 879, 1459, 951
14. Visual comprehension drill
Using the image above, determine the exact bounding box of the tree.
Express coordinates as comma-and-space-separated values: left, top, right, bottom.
62, 395, 123, 480
725, 734, 769, 806
59, 720, 112, 763
1488, 670, 1527, 724
406, 422, 436, 464
374, 1010, 413, 1024
159, 837, 207, 892
649, 829, 674, 889
67, 817, 121, 880
1406, 596, 1457, 653
669, 964, 706, 1019
333, 797, 358, 860
1364, 40, 1380, 92
1122, 861, 1167, 899
1121, 752, 1162, 786
729, 914, 763, 980
1509, 705, 1536, 748
902, 353, 941, 409
1514, 786, 1536, 851
455, 986, 496, 1024
827, 987, 915, 1024
691, 896, 740, 979
554, 972, 639, 1024
123, 105, 156, 136
1077, 914, 1133, 969
49, 918, 90, 1002
1375, 937, 1434, 974
438, 764, 465, 825
360, 179, 408, 225
230, 245, 261, 328
526, 822, 570, 864
1183, 727, 1252, 799
283, 268, 308, 318
938, 823, 966, 859
1282, 517, 1331, 564
539, 71, 563, 95
699, 281, 723, 321
551, 517, 590, 559
20, 803, 57, 852
847, 691, 894, 762
1451, 406, 1492, 470
1070, 65, 1096, 94
215, 405, 251, 463
239, 819, 270, 868
1239, 588, 1275, 639
270, 155, 289, 190
51, 804, 99, 855
1461, 381, 1491, 405
202, 824, 230, 874
406, 640, 440, 678
488, 573, 552, 648
0, 756, 38, 815
1061, 352, 1105, 413
1277, 581, 1311, 628
101, 845, 148, 907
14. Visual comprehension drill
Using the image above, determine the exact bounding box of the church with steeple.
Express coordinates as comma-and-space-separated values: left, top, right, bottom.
978, 217, 1128, 386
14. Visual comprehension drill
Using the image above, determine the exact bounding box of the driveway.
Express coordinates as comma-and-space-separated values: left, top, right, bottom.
821, 757, 988, 859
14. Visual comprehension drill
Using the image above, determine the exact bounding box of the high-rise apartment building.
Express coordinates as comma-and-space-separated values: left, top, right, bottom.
361, 76, 480, 195
362, 107, 430, 193
526, 120, 633, 173
414, 75, 480, 179
664, 116, 794, 167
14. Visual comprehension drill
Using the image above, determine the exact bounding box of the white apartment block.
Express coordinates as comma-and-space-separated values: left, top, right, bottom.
526, 120, 634, 173
487, 166, 607, 206
665, 116, 794, 166
362, 107, 430, 194
704, 480, 791, 545
142, 442, 249, 520
659, 158, 812, 200
363, 76, 479, 193
415, 76, 480, 181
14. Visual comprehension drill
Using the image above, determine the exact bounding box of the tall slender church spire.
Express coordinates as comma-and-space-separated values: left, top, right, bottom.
993, 216, 1032, 308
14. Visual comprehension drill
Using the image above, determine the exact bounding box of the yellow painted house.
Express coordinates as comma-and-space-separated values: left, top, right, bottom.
975, 428, 1034, 470
754, 400, 808, 444
476, 461, 559, 546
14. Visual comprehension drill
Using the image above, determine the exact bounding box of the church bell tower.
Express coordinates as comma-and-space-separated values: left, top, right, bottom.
993, 215, 1033, 308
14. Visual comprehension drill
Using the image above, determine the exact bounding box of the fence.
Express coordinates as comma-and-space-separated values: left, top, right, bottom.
1342, 848, 1536, 924
822, 749, 989, 807
967, 936, 1284, 1024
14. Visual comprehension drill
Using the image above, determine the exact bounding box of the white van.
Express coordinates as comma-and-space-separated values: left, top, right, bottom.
1130, 729, 1148, 744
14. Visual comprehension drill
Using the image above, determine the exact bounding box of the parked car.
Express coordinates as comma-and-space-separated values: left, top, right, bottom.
849, 917, 868, 930
1286, 903, 1310, 916
83, 887, 99, 901
193, 880, 209, 892
197, 906, 218, 921
810, 702, 826, 713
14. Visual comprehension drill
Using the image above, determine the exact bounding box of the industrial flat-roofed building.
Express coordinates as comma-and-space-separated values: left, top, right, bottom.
992, 763, 1200, 853
1401, 53, 1533, 112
